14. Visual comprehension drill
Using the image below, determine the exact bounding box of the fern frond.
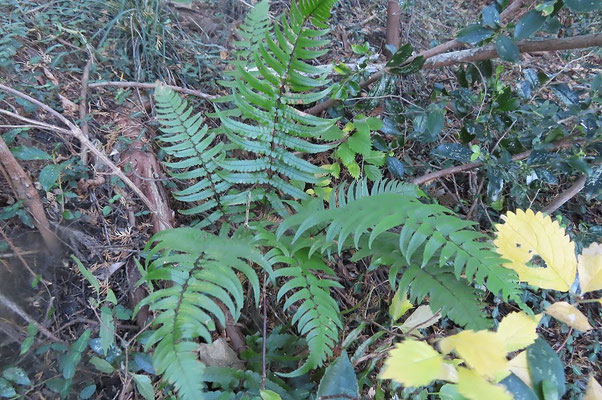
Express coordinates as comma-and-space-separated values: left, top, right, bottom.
277, 180, 521, 329
219, 0, 340, 200
135, 228, 272, 399
155, 85, 235, 224
257, 229, 342, 377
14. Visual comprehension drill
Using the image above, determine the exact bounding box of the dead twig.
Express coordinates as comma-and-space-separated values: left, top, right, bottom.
541, 175, 587, 214
88, 81, 216, 100
79, 57, 94, 165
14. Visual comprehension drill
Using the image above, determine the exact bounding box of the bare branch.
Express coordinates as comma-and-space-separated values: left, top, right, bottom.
88, 81, 216, 100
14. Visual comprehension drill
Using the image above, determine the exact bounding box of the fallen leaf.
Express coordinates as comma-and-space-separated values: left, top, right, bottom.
399, 305, 440, 335
545, 301, 592, 331
43, 67, 59, 85
578, 242, 602, 294
584, 374, 602, 400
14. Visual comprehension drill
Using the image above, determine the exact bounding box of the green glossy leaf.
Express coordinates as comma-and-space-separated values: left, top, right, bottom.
99, 307, 115, 355
584, 164, 602, 200
439, 384, 469, 400
500, 373, 539, 400
386, 43, 414, 67
260, 390, 282, 400
0, 378, 15, 398
526, 338, 566, 398
496, 35, 520, 62
457, 24, 495, 44
10, 145, 51, 160
514, 10, 546, 39
39, 164, 66, 191
316, 352, 359, 399
482, 5, 501, 28
386, 157, 405, 178
79, 384, 96, 399
2, 367, 30, 386
565, 0, 602, 12
432, 143, 472, 162
89, 356, 115, 374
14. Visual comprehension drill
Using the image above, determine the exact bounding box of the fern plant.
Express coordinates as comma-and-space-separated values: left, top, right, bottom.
277, 180, 522, 329
135, 228, 271, 400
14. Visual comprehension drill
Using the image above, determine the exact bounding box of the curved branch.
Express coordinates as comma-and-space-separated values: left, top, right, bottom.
88, 81, 216, 100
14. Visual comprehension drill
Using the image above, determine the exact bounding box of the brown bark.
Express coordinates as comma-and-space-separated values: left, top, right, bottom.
424, 33, 602, 69
541, 175, 587, 214
384, 0, 401, 59
0, 135, 60, 252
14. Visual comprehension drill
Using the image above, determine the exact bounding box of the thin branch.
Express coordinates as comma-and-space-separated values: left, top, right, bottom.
411, 135, 582, 186
79, 57, 94, 164
0, 84, 169, 226
541, 175, 587, 214
88, 81, 216, 100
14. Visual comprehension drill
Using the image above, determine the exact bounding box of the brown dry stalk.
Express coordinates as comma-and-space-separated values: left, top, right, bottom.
541, 175, 587, 214
0, 135, 60, 252
88, 81, 216, 100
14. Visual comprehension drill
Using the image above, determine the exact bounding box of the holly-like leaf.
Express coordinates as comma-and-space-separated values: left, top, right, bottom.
496, 35, 520, 62
496, 312, 539, 352
457, 24, 495, 44
545, 301, 592, 331
578, 243, 602, 294
494, 209, 576, 291
499, 373, 538, 400
457, 367, 512, 400
584, 164, 602, 201
584, 374, 602, 400
514, 11, 546, 40
439, 330, 508, 379
380, 340, 443, 386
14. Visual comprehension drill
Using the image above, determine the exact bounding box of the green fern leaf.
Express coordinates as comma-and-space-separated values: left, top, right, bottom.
136, 228, 272, 399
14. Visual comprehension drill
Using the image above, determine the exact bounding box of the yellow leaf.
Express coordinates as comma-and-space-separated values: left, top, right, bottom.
457, 367, 512, 400
436, 361, 459, 383
584, 374, 602, 400
496, 311, 540, 352
439, 330, 508, 379
508, 351, 532, 388
389, 288, 413, 322
494, 209, 576, 291
545, 301, 592, 331
380, 340, 443, 386
578, 242, 602, 294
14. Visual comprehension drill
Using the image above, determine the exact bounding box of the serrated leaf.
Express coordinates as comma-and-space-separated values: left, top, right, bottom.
514, 11, 546, 40
526, 338, 566, 398
439, 330, 508, 379
457, 24, 495, 44
380, 340, 443, 386
132, 374, 155, 400
496, 35, 520, 62
494, 209, 577, 291
545, 301, 592, 331
496, 312, 539, 352
457, 367, 512, 400
565, 0, 602, 12
316, 352, 359, 399
579, 242, 602, 294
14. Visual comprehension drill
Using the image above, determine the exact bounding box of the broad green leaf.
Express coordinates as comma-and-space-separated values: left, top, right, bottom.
457, 367, 512, 400
499, 373, 538, 400
496, 312, 539, 352
380, 340, 443, 386
2, 367, 30, 385
132, 374, 155, 400
432, 143, 472, 162
39, 163, 66, 191
72, 256, 100, 294
457, 24, 495, 44
79, 384, 96, 399
89, 357, 115, 373
389, 288, 413, 322
10, 145, 51, 160
386, 43, 414, 68
316, 352, 359, 399
514, 11, 546, 39
494, 209, 576, 291
45, 377, 71, 398
0, 378, 15, 398
545, 301, 592, 331
584, 375, 602, 400
496, 35, 520, 62
526, 338, 566, 398
99, 307, 115, 354
62, 329, 91, 379
439, 330, 508, 379
482, 5, 501, 27
19, 323, 37, 355
578, 242, 602, 294
440, 384, 469, 400
386, 156, 405, 178
584, 164, 602, 200
565, 0, 602, 12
